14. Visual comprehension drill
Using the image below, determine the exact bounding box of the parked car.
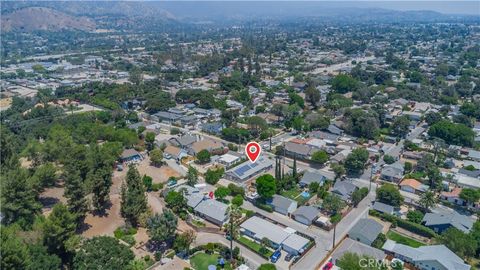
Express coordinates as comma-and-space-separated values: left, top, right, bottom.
285, 253, 294, 262
271, 250, 281, 263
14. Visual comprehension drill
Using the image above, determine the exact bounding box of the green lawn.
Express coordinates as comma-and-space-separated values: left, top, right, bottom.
238, 237, 273, 258
190, 253, 232, 270
387, 231, 426, 248
281, 187, 312, 205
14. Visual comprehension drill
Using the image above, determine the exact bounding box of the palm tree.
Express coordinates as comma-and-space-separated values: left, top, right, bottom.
419, 190, 437, 211
226, 205, 242, 262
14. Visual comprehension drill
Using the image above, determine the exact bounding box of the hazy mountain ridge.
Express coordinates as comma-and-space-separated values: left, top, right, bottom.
1, 7, 96, 32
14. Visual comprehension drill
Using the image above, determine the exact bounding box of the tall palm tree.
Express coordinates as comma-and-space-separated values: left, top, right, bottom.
226, 205, 242, 262
419, 190, 437, 211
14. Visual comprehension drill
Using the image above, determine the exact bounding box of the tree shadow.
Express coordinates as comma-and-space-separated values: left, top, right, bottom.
91, 200, 113, 217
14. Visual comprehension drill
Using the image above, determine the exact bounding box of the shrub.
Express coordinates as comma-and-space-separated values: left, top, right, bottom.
151, 183, 164, 191
254, 201, 273, 212
383, 155, 395, 164
369, 210, 437, 238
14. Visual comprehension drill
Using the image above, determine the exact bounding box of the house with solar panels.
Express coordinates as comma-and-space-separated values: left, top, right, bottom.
225, 157, 274, 182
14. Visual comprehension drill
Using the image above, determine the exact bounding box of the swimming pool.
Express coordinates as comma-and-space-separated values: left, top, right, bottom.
300, 191, 310, 198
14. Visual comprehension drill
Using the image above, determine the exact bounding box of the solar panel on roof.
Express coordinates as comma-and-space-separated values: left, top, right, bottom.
234, 164, 252, 176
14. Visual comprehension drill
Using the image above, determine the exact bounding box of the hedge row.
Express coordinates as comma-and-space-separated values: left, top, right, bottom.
369, 210, 438, 238
254, 202, 273, 213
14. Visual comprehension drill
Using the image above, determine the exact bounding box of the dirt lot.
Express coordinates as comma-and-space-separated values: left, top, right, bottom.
81, 194, 125, 238
137, 157, 181, 184
40, 182, 67, 215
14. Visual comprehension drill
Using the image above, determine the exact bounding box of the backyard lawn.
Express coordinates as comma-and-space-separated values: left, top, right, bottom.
238, 236, 273, 258
190, 253, 232, 270
387, 231, 426, 248
281, 187, 312, 205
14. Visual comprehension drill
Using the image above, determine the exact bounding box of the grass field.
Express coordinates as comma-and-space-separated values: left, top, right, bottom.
238, 236, 273, 258
281, 187, 312, 205
190, 253, 232, 270
387, 231, 426, 248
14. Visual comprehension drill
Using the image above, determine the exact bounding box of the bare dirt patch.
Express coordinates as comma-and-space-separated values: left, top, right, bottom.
40, 182, 67, 215
137, 157, 180, 184
81, 194, 125, 238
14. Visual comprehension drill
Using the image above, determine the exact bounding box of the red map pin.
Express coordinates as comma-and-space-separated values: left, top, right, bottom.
245, 142, 261, 163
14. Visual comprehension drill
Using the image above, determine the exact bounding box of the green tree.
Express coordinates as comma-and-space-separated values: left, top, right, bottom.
1, 168, 41, 227
186, 166, 198, 186
1, 226, 30, 270
196, 150, 211, 164
322, 194, 345, 214
142, 175, 153, 191
311, 150, 329, 164
344, 148, 369, 175
305, 84, 320, 108
173, 230, 196, 255
438, 228, 477, 259
147, 209, 178, 243
331, 164, 346, 180
351, 187, 368, 207
383, 155, 395, 165
336, 252, 381, 270
258, 263, 277, 270
90, 166, 112, 212
73, 236, 135, 270
376, 184, 403, 207
43, 203, 77, 258
391, 115, 410, 137
27, 244, 62, 270
205, 168, 224, 185
428, 120, 475, 147
418, 191, 436, 211
232, 195, 244, 206
149, 149, 163, 167
121, 165, 148, 227
30, 163, 57, 191
460, 188, 480, 205
214, 186, 230, 200
145, 132, 156, 152
64, 168, 88, 224
165, 191, 187, 214
256, 174, 276, 200
406, 210, 424, 224
331, 74, 359, 94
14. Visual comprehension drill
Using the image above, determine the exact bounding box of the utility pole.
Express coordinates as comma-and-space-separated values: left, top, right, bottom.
369, 163, 377, 192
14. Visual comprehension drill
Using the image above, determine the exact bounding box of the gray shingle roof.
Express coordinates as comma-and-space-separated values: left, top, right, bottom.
194, 199, 228, 223
382, 240, 470, 270
332, 181, 358, 201
422, 212, 474, 233
299, 171, 327, 186
285, 142, 313, 156
332, 238, 385, 263
349, 218, 383, 243
271, 194, 296, 210
372, 201, 395, 214
292, 206, 320, 222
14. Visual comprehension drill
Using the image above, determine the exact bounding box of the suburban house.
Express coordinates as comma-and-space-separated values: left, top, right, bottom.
194, 199, 229, 226
201, 122, 224, 135
348, 218, 383, 245
422, 212, 474, 233
189, 139, 225, 156
217, 152, 241, 167
177, 185, 229, 226
284, 141, 314, 159
292, 206, 320, 225
269, 195, 298, 216
225, 157, 273, 182
299, 171, 327, 188
120, 149, 143, 163
372, 201, 396, 215
169, 134, 197, 149
240, 216, 310, 255
399, 178, 429, 194
331, 238, 385, 265
331, 181, 358, 202
382, 240, 470, 270
380, 162, 404, 183
441, 187, 479, 209
163, 145, 188, 161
